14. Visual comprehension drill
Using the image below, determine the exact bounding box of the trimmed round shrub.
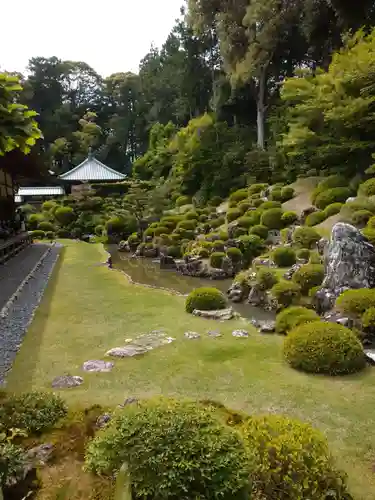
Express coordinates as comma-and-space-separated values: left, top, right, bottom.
198, 247, 210, 258
249, 224, 268, 239
186, 287, 227, 313
336, 288, 375, 316
105, 216, 126, 235
259, 200, 282, 211
210, 251, 226, 268
56, 229, 70, 238
362, 306, 375, 329
237, 216, 253, 229
270, 188, 283, 202
249, 197, 264, 208
360, 178, 375, 196
292, 264, 324, 295
27, 213, 45, 230
244, 209, 262, 226
276, 306, 319, 335
281, 186, 295, 201
210, 216, 225, 229
238, 234, 265, 265
281, 211, 298, 226
184, 210, 199, 220
19, 203, 36, 215
238, 201, 251, 214
256, 268, 278, 291
233, 226, 248, 238
272, 247, 296, 267
167, 246, 182, 258
143, 227, 155, 238
41, 200, 56, 211
284, 321, 365, 375
363, 227, 375, 244
31, 230, 45, 239
38, 221, 55, 232
45, 231, 55, 240
315, 187, 351, 210
296, 248, 310, 261
229, 188, 248, 203
176, 195, 191, 207
324, 202, 343, 217
227, 208, 241, 222
161, 216, 183, 228
249, 183, 268, 195
226, 247, 242, 263
85, 399, 250, 500
260, 208, 284, 230
212, 240, 225, 251
351, 209, 372, 227
292, 226, 321, 249
271, 280, 301, 308
305, 211, 326, 226
241, 414, 349, 500
55, 206, 75, 226
209, 196, 223, 207
199, 214, 208, 222
311, 175, 347, 204
0, 392, 67, 433
177, 219, 196, 231
154, 226, 170, 237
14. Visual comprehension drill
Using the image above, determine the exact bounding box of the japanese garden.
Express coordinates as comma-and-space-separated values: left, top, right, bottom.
2, 1, 375, 499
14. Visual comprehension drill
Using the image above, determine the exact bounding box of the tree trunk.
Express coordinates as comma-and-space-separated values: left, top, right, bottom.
256, 68, 267, 150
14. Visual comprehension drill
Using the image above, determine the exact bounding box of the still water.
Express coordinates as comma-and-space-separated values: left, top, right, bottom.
108, 247, 274, 321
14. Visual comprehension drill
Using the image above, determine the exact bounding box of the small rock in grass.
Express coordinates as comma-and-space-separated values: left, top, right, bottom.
82, 360, 114, 372
96, 413, 112, 429
118, 397, 139, 409
106, 346, 148, 357
51, 375, 83, 389
259, 321, 276, 333
26, 443, 54, 466
184, 331, 201, 339
232, 329, 249, 338
207, 330, 221, 338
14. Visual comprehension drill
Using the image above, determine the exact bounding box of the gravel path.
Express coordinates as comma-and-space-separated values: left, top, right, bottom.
0, 244, 48, 310
0, 244, 61, 385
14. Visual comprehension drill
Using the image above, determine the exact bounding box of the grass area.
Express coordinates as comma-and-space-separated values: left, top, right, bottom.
7, 241, 375, 499
283, 176, 320, 214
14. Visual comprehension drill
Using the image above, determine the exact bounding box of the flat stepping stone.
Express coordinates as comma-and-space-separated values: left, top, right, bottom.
365, 350, 375, 364
184, 331, 200, 339
207, 330, 221, 338
52, 375, 83, 388
258, 321, 276, 333
192, 307, 235, 320
106, 346, 148, 358
232, 329, 249, 338
82, 360, 114, 372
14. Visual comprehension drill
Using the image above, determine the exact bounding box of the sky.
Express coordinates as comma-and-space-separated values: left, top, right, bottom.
1, 0, 182, 77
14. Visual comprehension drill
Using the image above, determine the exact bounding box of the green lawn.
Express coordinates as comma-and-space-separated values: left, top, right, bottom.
7, 241, 375, 499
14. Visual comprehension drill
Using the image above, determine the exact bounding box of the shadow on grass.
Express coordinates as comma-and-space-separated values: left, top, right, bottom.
10, 246, 66, 393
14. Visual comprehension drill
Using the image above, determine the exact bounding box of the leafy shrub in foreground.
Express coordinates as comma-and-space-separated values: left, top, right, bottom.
0, 392, 67, 433
284, 321, 365, 375
272, 247, 296, 267
336, 288, 375, 316
241, 414, 349, 500
85, 399, 251, 500
0, 442, 27, 488
271, 280, 301, 308
209, 196, 222, 207
275, 306, 319, 335
362, 227, 375, 244
314, 187, 351, 210
260, 208, 284, 229
30, 230, 45, 240
184, 210, 199, 221
256, 268, 278, 291
292, 226, 321, 249
249, 183, 268, 195
27, 213, 45, 230
305, 211, 326, 226
186, 287, 227, 313
292, 264, 324, 295
212, 240, 225, 252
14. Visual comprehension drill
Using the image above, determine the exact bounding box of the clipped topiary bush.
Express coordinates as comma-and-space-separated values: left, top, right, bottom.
305, 211, 327, 226
41, 200, 57, 211
272, 247, 296, 267
281, 186, 295, 201
249, 183, 268, 195
237, 216, 253, 229
311, 175, 347, 204
184, 210, 199, 220
154, 226, 170, 236
284, 321, 365, 375
292, 264, 324, 294
226, 247, 242, 263
281, 211, 298, 226
260, 208, 284, 230
351, 209, 373, 227
167, 246, 182, 258
241, 414, 349, 500
198, 247, 210, 258
31, 230, 45, 239
0, 392, 67, 433
45, 231, 55, 240
227, 208, 241, 222
229, 188, 249, 203
238, 234, 265, 266
324, 202, 343, 217
249, 224, 268, 239
270, 188, 283, 202
27, 213, 45, 230
186, 287, 227, 313
256, 268, 278, 291
276, 306, 319, 335
238, 201, 251, 214
176, 195, 191, 207
362, 306, 375, 329
56, 229, 71, 238
233, 227, 248, 238
296, 248, 310, 261
271, 280, 301, 308
336, 288, 375, 316
259, 200, 282, 211
210, 251, 226, 268
85, 399, 250, 500
177, 219, 197, 231
315, 187, 351, 210
360, 178, 375, 196
363, 227, 375, 244
55, 206, 75, 226
209, 196, 223, 207
292, 226, 321, 249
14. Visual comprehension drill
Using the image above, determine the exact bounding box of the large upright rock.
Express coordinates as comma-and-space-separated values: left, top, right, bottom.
316, 223, 375, 312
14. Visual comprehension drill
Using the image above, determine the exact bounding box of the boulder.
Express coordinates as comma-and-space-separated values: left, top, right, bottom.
317, 237, 329, 257
252, 257, 276, 268
316, 223, 375, 313
184, 331, 201, 339
82, 360, 114, 372
118, 240, 129, 252
192, 307, 236, 320
247, 286, 267, 307
26, 443, 54, 467
283, 263, 302, 280
300, 207, 318, 224
258, 320, 276, 333
51, 375, 83, 389
160, 255, 176, 269
106, 346, 148, 357
209, 268, 228, 280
